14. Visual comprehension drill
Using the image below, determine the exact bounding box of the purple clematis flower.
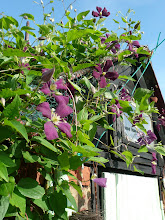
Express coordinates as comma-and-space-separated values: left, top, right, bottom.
137, 130, 157, 146
93, 60, 119, 88
110, 100, 123, 122
41, 79, 67, 96
133, 114, 143, 126
128, 40, 140, 52
120, 88, 131, 101
93, 178, 107, 187
92, 7, 110, 18
36, 101, 72, 140
151, 152, 157, 175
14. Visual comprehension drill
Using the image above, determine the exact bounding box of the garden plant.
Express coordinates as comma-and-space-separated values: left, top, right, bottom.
0, 0, 165, 219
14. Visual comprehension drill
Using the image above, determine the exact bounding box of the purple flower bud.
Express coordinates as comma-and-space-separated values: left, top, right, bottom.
42, 67, 55, 82
93, 178, 107, 187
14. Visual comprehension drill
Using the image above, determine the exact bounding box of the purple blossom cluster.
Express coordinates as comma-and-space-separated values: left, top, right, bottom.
110, 100, 123, 122
137, 130, 157, 146
92, 7, 110, 18
100, 34, 120, 54
120, 88, 131, 101
93, 60, 119, 88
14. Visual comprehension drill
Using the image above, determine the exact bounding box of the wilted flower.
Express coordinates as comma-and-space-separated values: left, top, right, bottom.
151, 152, 157, 174
110, 99, 123, 122
93, 60, 119, 88
92, 178, 107, 187
137, 130, 157, 146
36, 100, 72, 140
92, 7, 110, 18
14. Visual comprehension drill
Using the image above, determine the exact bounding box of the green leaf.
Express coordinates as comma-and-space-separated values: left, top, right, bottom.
113, 19, 119, 24
118, 75, 136, 82
134, 88, 153, 103
121, 17, 128, 23
77, 131, 95, 147
72, 63, 95, 73
3, 94, 21, 119
0, 125, 13, 143
118, 50, 132, 62
17, 178, 45, 199
88, 157, 108, 167
21, 26, 35, 31
4, 119, 29, 142
0, 196, 9, 219
136, 47, 151, 55
90, 115, 104, 122
104, 91, 117, 99
77, 107, 88, 121
0, 152, 16, 167
3, 48, 31, 57
32, 136, 58, 153
49, 191, 67, 216
88, 123, 97, 141
77, 10, 90, 22
24, 30, 36, 38
96, 18, 106, 25
138, 145, 148, 153
20, 13, 34, 21
0, 182, 15, 196
80, 76, 93, 90
22, 151, 40, 163
0, 88, 32, 99
133, 166, 144, 175
93, 88, 106, 98
7, 16, 19, 27
0, 163, 9, 182
33, 196, 49, 212
58, 152, 70, 171
68, 79, 81, 93
61, 184, 78, 212
66, 29, 96, 42
104, 33, 118, 42
69, 156, 83, 170
69, 181, 82, 197
10, 188, 26, 214
122, 151, 133, 167
155, 146, 165, 156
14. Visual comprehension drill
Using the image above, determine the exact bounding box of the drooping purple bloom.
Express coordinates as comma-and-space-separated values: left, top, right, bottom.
41, 67, 55, 82
151, 152, 157, 175
93, 178, 107, 187
93, 60, 119, 88
157, 108, 165, 131
92, 7, 110, 18
36, 101, 72, 140
137, 130, 157, 146
120, 88, 131, 101
127, 40, 140, 52
110, 100, 123, 122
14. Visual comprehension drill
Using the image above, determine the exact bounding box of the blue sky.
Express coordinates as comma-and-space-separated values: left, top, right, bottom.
1, 0, 165, 98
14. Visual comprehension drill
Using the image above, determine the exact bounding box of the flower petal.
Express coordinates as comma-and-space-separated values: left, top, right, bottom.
95, 64, 102, 73
55, 79, 67, 90
93, 178, 107, 187
151, 163, 156, 175
102, 7, 110, 17
96, 6, 102, 13
54, 95, 69, 105
42, 67, 55, 82
92, 11, 99, 17
103, 60, 113, 72
132, 41, 140, 48
55, 103, 73, 118
99, 76, 107, 88
93, 70, 101, 79
100, 37, 106, 44
105, 71, 119, 81
40, 83, 51, 95
36, 102, 51, 119
57, 122, 72, 138
44, 121, 58, 140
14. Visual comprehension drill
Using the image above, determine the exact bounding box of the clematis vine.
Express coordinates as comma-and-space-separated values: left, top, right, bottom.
151, 152, 157, 174
110, 99, 123, 122
36, 100, 72, 140
93, 60, 119, 88
137, 130, 157, 146
92, 7, 110, 18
